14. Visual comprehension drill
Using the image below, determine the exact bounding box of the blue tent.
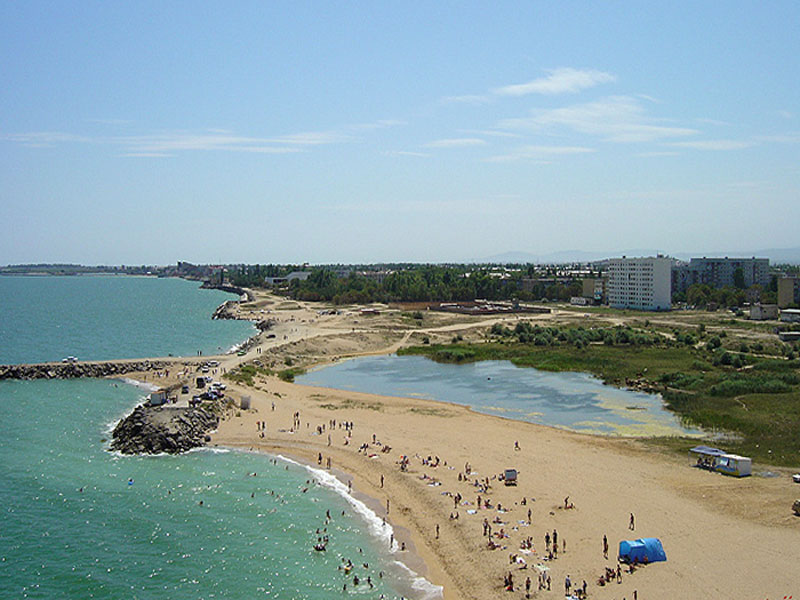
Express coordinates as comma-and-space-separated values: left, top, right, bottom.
618, 538, 667, 563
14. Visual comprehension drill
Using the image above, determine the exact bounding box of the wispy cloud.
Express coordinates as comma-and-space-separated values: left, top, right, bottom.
485, 145, 594, 163
4, 131, 95, 147
457, 129, 521, 139
669, 139, 752, 151
498, 95, 698, 143
382, 150, 430, 157
755, 133, 800, 144
636, 151, 679, 157
440, 94, 491, 105
3, 126, 358, 155
493, 68, 616, 97
424, 137, 486, 148
120, 132, 310, 153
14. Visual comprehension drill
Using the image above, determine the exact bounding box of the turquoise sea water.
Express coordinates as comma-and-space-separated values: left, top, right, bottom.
0, 277, 432, 600
0, 276, 255, 364
297, 354, 701, 437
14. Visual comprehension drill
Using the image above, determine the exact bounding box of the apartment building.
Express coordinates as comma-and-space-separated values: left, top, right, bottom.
672, 257, 770, 295
607, 256, 672, 311
778, 277, 800, 308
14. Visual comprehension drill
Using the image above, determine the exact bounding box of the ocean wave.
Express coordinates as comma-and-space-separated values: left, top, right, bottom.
276, 454, 443, 600
117, 377, 159, 392
395, 560, 445, 600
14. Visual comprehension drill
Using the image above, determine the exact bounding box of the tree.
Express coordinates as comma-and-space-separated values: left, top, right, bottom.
733, 267, 745, 289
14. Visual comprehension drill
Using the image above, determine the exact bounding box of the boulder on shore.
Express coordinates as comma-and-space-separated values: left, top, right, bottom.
110, 404, 219, 455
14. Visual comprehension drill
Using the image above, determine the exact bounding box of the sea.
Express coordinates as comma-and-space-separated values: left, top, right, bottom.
0, 276, 438, 600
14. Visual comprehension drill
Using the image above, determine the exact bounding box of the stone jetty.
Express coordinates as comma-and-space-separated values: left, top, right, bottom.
0, 360, 187, 381
110, 403, 219, 455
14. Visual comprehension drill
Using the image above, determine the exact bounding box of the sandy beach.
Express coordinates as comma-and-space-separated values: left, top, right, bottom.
130, 294, 800, 599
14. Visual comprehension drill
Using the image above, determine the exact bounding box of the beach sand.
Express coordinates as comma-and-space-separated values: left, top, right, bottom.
129, 295, 800, 599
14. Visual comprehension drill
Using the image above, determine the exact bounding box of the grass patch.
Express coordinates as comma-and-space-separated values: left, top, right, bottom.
409, 407, 454, 417
319, 399, 384, 411
278, 367, 306, 382
224, 364, 272, 386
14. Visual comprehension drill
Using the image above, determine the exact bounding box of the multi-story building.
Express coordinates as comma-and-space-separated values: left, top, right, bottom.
672, 257, 770, 295
778, 277, 800, 308
607, 256, 672, 311
581, 277, 607, 304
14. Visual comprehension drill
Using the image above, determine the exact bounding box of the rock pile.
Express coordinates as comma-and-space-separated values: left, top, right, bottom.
0, 360, 176, 381
110, 404, 219, 455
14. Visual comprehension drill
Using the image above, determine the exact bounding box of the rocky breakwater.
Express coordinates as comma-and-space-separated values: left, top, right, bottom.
0, 360, 177, 381
110, 404, 219, 455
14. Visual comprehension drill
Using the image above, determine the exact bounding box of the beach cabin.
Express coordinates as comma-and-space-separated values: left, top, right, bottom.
148, 390, 168, 406
503, 469, 518, 486
689, 445, 751, 477
618, 538, 667, 564
715, 453, 752, 477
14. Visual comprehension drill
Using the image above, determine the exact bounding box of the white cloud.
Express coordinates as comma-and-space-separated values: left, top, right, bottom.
457, 129, 522, 139
4, 127, 353, 155
755, 133, 800, 144
669, 139, 752, 151
440, 94, 490, 105
485, 145, 594, 162
493, 68, 616, 97
424, 137, 487, 148
498, 96, 698, 142
382, 150, 430, 157
3, 131, 95, 147
121, 132, 308, 153
636, 151, 679, 157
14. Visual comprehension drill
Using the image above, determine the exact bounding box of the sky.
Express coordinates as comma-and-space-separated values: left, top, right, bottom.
1, 1, 799, 265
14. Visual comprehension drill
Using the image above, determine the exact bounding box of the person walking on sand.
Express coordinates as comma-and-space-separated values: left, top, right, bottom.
629, 512, 635, 530
603, 534, 609, 559
565, 574, 571, 594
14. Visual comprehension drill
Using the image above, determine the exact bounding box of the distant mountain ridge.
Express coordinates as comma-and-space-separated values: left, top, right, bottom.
470, 247, 800, 265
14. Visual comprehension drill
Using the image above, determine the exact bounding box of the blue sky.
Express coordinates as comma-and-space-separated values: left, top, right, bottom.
2, 2, 798, 265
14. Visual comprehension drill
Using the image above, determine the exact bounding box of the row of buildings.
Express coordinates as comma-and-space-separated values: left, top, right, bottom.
595, 256, 799, 312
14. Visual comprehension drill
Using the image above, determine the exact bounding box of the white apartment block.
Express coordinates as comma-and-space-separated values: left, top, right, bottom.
607, 256, 672, 311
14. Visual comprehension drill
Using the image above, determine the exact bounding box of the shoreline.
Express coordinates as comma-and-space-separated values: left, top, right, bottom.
205, 367, 800, 600
10, 284, 800, 599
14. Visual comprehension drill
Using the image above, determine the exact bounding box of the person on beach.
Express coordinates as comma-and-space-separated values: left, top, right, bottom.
603, 534, 609, 559
629, 512, 635, 530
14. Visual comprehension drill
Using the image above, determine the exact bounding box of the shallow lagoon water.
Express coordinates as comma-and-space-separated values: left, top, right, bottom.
297, 354, 701, 437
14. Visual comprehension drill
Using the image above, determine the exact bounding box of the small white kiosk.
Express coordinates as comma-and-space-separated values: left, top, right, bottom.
689, 445, 751, 477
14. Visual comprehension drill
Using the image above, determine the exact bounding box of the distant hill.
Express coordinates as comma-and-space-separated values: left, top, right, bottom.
469, 247, 800, 265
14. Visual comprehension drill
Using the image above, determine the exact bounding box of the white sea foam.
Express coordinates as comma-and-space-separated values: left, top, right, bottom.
395, 560, 445, 600
117, 377, 159, 392
276, 454, 443, 600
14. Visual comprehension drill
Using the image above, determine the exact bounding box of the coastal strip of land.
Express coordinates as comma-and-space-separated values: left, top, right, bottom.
30, 289, 798, 600
106, 292, 800, 600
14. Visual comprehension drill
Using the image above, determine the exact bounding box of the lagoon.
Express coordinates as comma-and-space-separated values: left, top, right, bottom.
296, 354, 701, 437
